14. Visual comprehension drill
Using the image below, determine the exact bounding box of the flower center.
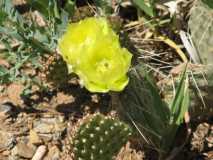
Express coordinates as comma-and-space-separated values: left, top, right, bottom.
96, 59, 110, 73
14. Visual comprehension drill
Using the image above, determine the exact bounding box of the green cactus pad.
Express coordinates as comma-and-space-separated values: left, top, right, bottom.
72, 114, 132, 160
188, 0, 213, 65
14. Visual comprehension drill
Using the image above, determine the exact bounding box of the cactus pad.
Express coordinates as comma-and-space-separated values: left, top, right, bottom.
188, 0, 213, 118
72, 114, 132, 160
188, 0, 213, 65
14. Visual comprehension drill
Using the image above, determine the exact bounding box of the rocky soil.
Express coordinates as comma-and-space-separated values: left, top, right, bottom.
0, 0, 212, 160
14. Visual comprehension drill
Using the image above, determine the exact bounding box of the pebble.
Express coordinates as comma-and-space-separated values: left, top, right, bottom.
0, 130, 15, 151
32, 145, 47, 160
33, 116, 66, 142
44, 145, 60, 160
2, 150, 10, 156
0, 103, 13, 118
38, 134, 53, 142
34, 123, 54, 134
29, 130, 43, 145
12, 142, 36, 158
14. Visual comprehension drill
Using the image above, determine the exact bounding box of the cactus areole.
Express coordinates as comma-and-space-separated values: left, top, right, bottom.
58, 17, 132, 93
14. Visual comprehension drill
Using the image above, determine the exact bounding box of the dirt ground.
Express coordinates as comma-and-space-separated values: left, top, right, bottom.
0, 0, 212, 160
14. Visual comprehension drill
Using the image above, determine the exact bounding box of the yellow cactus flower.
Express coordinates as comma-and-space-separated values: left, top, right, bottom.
58, 17, 132, 93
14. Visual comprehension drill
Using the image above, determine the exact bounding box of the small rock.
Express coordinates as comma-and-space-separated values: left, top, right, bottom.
44, 145, 60, 160
91, 94, 99, 103
34, 123, 54, 134
118, 150, 145, 160
33, 116, 66, 142
32, 145, 47, 160
29, 130, 43, 145
12, 0, 27, 6
12, 142, 36, 158
2, 150, 10, 156
0, 103, 13, 118
8, 155, 19, 160
0, 58, 9, 68
41, 114, 54, 118
116, 142, 145, 160
0, 130, 15, 151
55, 92, 75, 105
205, 150, 213, 159
38, 134, 53, 142
191, 123, 212, 152
7, 83, 24, 106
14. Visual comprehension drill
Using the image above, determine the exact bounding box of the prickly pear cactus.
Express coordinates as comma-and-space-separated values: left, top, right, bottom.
72, 114, 132, 160
188, 0, 213, 118
188, 0, 213, 65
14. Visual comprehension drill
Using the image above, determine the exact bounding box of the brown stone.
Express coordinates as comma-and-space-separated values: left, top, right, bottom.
12, 142, 36, 158
29, 130, 43, 145
44, 145, 60, 160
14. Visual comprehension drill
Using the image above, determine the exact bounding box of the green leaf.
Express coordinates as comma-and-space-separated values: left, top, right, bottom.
0, 9, 7, 24
0, 66, 7, 75
132, 0, 155, 17
0, 26, 23, 41
169, 68, 189, 125
0, 65, 10, 84
161, 68, 189, 152
26, 0, 49, 17
0, 0, 75, 89
64, 0, 76, 16
94, 0, 113, 15
26, 0, 60, 19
